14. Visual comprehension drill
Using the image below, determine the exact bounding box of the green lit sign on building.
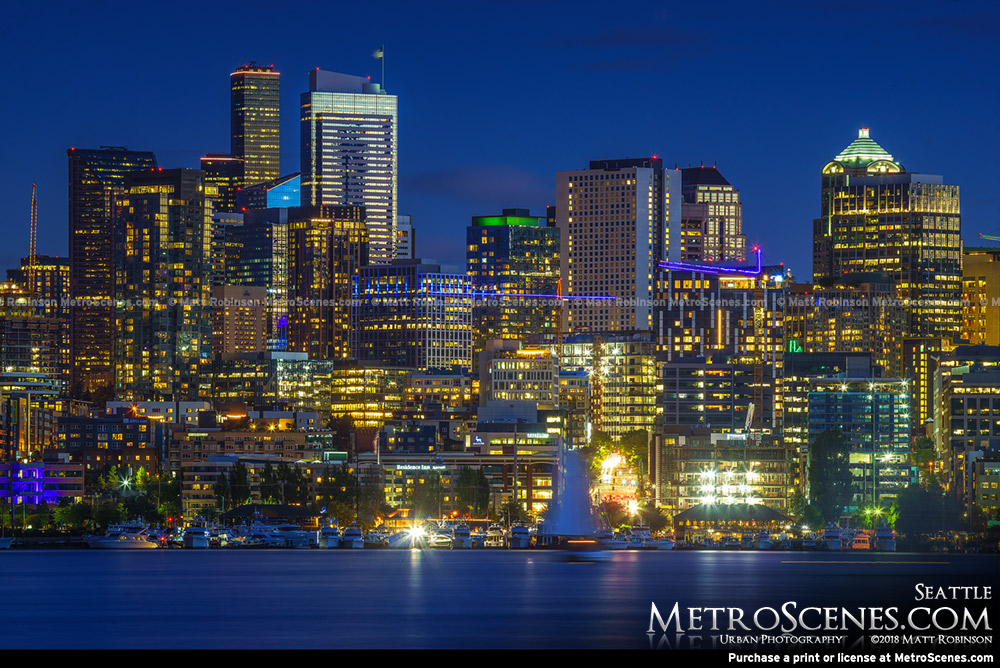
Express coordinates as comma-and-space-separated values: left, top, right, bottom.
788, 339, 803, 353
471, 216, 542, 227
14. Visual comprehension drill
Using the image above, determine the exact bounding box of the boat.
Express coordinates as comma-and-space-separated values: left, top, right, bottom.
182, 526, 211, 549
427, 524, 453, 549
594, 529, 628, 550
0, 537, 13, 550
821, 524, 843, 551
722, 535, 742, 550
363, 530, 389, 549
450, 524, 472, 549
88, 522, 162, 549
484, 524, 506, 548
851, 531, 871, 551
317, 523, 341, 549
507, 524, 531, 549
874, 525, 896, 552
751, 531, 774, 550
340, 524, 364, 549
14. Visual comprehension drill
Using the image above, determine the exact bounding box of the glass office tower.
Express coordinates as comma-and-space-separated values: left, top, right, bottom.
231, 62, 280, 187
301, 69, 398, 264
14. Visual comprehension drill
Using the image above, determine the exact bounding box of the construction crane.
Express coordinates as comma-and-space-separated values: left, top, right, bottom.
28, 183, 38, 298
978, 233, 1000, 242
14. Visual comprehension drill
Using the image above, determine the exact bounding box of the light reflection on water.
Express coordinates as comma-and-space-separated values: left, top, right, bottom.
0, 550, 991, 649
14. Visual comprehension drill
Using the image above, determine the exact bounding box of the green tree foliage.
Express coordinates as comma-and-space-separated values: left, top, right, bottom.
358, 467, 388, 529
639, 503, 669, 533
498, 498, 529, 526
317, 464, 357, 525
326, 415, 353, 449
229, 461, 252, 506
808, 430, 852, 523
455, 467, 477, 516
93, 501, 125, 531
409, 471, 444, 518
895, 476, 962, 539
801, 504, 824, 530
214, 473, 230, 510
619, 429, 649, 470
596, 499, 627, 529
788, 489, 807, 516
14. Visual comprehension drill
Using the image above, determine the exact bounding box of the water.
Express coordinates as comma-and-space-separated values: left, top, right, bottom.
0, 551, 995, 649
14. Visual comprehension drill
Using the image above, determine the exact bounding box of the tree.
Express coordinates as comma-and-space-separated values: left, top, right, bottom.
326, 415, 353, 449
498, 498, 528, 526
409, 471, 445, 518
474, 469, 491, 517
808, 430, 852, 523
358, 467, 388, 529
93, 501, 125, 531
259, 463, 279, 504
317, 464, 357, 525
619, 429, 649, 470
229, 461, 251, 506
639, 503, 669, 533
788, 489, 807, 516
455, 467, 477, 516
214, 473, 230, 511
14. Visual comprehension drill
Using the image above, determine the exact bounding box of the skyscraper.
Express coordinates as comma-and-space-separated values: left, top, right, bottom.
231, 62, 280, 187
679, 166, 746, 262
301, 69, 398, 263
115, 169, 214, 401
67, 146, 157, 398
556, 158, 678, 332
200, 154, 244, 213
466, 208, 560, 356
287, 205, 368, 360
813, 129, 962, 340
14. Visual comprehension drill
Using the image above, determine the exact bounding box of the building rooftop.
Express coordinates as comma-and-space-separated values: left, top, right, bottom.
681, 166, 731, 187
834, 128, 895, 165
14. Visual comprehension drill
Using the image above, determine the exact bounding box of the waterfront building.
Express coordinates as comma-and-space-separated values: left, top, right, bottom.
115, 169, 214, 401
231, 62, 280, 187
56, 413, 161, 476
67, 146, 157, 397
556, 158, 679, 332
902, 336, 953, 428
396, 214, 415, 260
679, 166, 746, 262
0, 462, 84, 506
301, 69, 397, 263
651, 426, 795, 514
352, 260, 473, 371
329, 365, 409, 429
812, 128, 962, 340
200, 154, 244, 213
932, 345, 1000, 507
168, 429, 314, 473
466, 209, 560, 357
3, 394, 87, 461
212, 285, 268, 355
807, 377, 912, 511
962, 248, 1000, 346
288, 205, 368, 360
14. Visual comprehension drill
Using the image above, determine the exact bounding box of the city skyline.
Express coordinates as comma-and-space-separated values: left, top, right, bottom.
2, 0, 998, 275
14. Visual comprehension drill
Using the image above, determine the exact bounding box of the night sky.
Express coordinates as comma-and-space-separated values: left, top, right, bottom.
1, 0, 998, 277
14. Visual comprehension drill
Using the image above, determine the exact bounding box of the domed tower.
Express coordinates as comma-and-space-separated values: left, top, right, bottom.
812, 128, 961, 340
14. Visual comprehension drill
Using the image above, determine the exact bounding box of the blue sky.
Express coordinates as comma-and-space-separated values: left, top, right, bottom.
1, 0, 998, 276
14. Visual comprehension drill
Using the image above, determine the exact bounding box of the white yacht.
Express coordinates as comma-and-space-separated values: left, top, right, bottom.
88, 523, 162, 549
874, 526, 897, 552
450, 524, 472, 549
508, 524, 531, 549
822, 524, 843, 551
340, 524, 364, 549
595, 530, 628, 550
318, 524, 341, 549
484, 524, 506, 548
751, 531, 774, 550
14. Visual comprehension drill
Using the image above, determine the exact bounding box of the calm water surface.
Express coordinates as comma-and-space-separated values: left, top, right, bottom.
0, 550, 995, 649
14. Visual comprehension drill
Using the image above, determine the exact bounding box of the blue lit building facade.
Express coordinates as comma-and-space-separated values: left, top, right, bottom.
236, 173, 300, 212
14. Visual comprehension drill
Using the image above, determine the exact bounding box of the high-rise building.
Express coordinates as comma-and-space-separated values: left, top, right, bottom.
396, 214, 415, 260
287, 205, 369, 360
115, 169, 214, 401
467, 209, 560, 356
229, 209, 291, 351
6, 255, 70, 320
556, 158, 678, 332
230, 62, 280, 187
813, 128, 962, 340
212, 285, 268, 355
67, 146, 157, 398
301, 69, 398, 263
962, 248, 1000, 346
679, 166, 746, 262
807, 377, 913, 511
352, 260, 472, 371
200, 154, 244, 214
